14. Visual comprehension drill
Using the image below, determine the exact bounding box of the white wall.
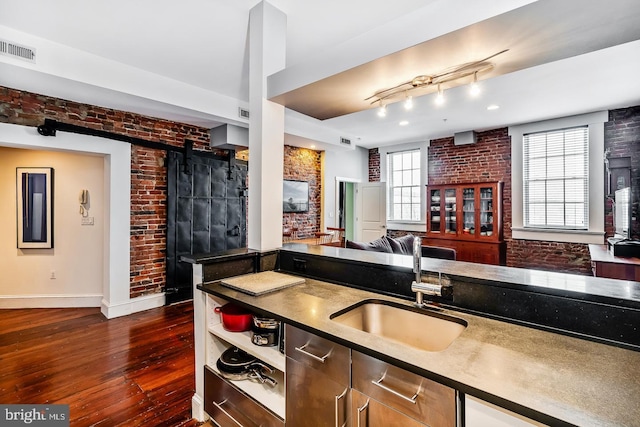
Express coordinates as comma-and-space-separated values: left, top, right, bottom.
322, 146, 368, 229
0, 122, 160, 318
0, 147, 104, 305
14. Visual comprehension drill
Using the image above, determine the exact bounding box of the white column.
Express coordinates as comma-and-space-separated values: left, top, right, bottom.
248, 1, 286, 251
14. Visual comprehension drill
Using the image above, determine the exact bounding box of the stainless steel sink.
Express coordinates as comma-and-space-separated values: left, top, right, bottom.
330, 299, 467, 352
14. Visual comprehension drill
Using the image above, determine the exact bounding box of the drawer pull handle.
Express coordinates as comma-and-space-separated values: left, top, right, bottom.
295, 342, 331, 363
212, 399, 244, 427
371, 373, 421, 404
335, 387, 348, 427
357, 398, 370, 427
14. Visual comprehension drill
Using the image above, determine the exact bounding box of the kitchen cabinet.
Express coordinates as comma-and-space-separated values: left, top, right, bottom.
285, 324, 350, 427
204, 366, 284, 427
425, 182, 505, 265
465, 395, 545, 427
204, 294, 286, 423
351, 351, 456, 427
351, 389, 425, 427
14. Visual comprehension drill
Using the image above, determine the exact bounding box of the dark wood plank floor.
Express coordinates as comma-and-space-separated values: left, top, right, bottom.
0, 302, 207, 427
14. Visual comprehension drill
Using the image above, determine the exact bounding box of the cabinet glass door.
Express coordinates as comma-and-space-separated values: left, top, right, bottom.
479, 186, 494, 237
429, 189, 441, 233
462, 187, 475, 236
444, 188, 457, 235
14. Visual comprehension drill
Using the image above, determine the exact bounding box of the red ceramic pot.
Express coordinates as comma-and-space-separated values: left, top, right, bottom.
215, 303, 253, 332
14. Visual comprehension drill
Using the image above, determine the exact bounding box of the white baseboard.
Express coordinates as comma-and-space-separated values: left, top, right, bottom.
0, 294, 103, 308
192, 393, 206, 422
100, 293, 166, 319
0, 293, 167, 319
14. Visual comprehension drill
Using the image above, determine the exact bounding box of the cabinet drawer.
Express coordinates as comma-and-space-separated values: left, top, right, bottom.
285, 324, 350, 384
352, 351, 455, 427
352, 389, 426, 427
204, 366, 284, 427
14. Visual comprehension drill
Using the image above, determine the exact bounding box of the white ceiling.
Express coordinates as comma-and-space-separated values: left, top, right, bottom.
1, 0, 639, 150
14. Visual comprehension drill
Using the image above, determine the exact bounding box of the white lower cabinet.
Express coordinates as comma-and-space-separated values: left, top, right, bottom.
465, 395, 546, 427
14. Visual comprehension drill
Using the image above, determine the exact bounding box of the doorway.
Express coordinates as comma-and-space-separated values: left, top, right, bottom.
336, 178, 360, 243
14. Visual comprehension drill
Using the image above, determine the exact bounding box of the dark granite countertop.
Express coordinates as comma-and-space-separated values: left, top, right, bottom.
199, 276, 640, 427
282, 243, 640, 309
181, 248, 262, 264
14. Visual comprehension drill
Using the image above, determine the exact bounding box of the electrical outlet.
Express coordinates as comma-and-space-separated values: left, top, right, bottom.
50, 270, 56, 279
293, 258, 307, 273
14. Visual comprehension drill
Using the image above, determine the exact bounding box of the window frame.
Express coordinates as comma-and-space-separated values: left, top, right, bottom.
378, 142, 428, 231
387, 149, 422, 222
509, 111, 607, 244
523, 125, 589, 231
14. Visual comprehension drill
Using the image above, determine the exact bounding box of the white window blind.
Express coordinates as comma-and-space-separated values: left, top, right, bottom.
523, 126, 589, 229
388, 149, 421, 221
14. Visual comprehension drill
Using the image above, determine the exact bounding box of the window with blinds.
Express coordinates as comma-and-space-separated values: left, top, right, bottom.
388, 149, 421, 221
523, 126, 589, 229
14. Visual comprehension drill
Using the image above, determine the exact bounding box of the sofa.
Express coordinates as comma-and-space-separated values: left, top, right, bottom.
346, 234, 456, 260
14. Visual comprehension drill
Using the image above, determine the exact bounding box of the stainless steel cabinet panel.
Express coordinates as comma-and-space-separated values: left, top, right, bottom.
285, 356, 350, 427
352, 351, 455, 427
285, 324, 350, 384
204, 366, 284, 427
352, 389, 426, 427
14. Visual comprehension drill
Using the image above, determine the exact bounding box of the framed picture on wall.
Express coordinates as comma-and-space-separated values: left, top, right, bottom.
17, 167, 54, 249
283, 180, 309, 213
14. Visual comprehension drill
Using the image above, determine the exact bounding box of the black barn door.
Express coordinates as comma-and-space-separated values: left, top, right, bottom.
166, 151, 247, 304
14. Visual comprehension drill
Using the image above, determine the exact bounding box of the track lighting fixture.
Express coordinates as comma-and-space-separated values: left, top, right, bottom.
377, 101, 387, 117
435, 85, 445, 106
366, 49, 508, 112
404, 93, 413, 110
469, 72, 481, 97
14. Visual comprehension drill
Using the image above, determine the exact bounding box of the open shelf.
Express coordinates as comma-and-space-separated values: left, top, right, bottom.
208, 323, 286, 372
206, 337, 286, 419
205, 293, 286, 420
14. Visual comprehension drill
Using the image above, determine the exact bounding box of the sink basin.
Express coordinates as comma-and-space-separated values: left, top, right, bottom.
330, 299, 467, 352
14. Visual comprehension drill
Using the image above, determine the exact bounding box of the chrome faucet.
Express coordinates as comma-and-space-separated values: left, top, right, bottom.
411, 236, 451, 307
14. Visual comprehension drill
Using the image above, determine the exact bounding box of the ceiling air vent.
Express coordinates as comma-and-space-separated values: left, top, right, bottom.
238, 108, 250, 119
0, 39, 36, 63
340, 137, 351, 146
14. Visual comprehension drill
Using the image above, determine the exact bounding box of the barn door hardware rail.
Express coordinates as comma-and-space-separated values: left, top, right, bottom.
36, 118, 236, 165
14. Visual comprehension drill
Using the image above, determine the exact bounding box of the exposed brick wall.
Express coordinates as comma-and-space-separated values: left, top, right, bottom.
368, 148, 380, 182
508, 240, 591, 274
283, 145, 322, 238
605, 106, 640, 240
0, 85, 223, 298
391, 127, 595, 275
428, 128, 513, 245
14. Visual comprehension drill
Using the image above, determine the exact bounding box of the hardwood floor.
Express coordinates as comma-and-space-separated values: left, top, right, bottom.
0, 302, 207, 427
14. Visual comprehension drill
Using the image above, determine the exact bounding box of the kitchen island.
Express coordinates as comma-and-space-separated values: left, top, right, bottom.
185, 245, 640, 426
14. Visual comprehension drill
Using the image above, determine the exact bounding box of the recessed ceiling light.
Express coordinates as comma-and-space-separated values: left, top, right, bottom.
487, 104, 500, 110
399, 120, 409, 126
310, 145, 316, 149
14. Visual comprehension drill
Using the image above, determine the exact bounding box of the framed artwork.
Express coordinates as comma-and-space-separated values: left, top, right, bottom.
283, 180, 309, 213
17, 167, 54, 249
